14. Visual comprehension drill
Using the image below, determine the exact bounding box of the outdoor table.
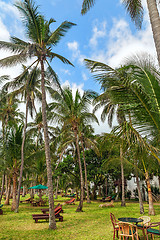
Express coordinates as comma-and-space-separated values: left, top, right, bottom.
118, 217, 143, 225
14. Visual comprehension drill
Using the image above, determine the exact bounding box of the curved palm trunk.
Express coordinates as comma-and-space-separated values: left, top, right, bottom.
15, 96, 29, 213
11, 170, 17, 211
145, 171, 155, 215
80, 136, 91, 203
146, 0, 160, 66
134, 161, 144, 214
4, 176, 11, 205
40, 58, 56, 230
55, 176, 59, 199
120, 144, 126, 207
74, 130, 84, 212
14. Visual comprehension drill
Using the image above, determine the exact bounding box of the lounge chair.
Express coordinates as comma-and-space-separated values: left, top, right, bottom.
20, 197, 32, 203
65, 198, 76, 204
0, 204, 3, 215
41, 204, 63, 214
32, 207, 63, 223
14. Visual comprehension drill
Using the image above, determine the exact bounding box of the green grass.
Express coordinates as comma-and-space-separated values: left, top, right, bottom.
1, 196, 160, 239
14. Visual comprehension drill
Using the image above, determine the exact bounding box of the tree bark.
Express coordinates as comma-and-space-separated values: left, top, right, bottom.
134, 161, 144, 214
55, 176, 59, 199
15, 96, 29, 213
145, 171, 155, 215
4, 177, 11, 205
74, 130, 84, 212
0, 173, 5, 204
40, 58, 56, 229
11, 171, 17, 211
120, 144, 126, 207
146, 0, 160, 66
80, 136, 91, 203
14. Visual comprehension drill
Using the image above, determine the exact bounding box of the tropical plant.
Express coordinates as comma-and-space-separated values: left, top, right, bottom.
0, 0, 75, 229
49, 87, 98, 211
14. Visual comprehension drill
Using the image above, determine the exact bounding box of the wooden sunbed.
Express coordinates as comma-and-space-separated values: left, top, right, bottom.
20, 197, 32, 203
41, 203, 63, 214
32, 207, 63, 223
65, 198, 76, 204
0, 204, 3, 215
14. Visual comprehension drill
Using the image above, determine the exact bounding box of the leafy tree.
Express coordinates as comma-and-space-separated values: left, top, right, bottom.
0, 0, 75, 229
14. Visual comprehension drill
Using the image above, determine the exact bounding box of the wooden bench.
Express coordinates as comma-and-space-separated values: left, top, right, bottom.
32, 208, 63, 223
0, 204, 3, 215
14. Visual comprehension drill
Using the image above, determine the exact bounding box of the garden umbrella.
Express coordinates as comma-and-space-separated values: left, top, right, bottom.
28, 184, 48, 201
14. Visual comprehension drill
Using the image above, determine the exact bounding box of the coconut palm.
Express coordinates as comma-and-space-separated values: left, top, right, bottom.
2, 66, 42, 212
81, 0, 160, 66
0, 0, 75, 229
84, 56, 160, 214
49, 87, 98, 211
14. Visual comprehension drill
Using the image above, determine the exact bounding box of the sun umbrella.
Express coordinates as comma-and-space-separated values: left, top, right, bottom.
28, 184, 48, 201
28, 184, 48, 189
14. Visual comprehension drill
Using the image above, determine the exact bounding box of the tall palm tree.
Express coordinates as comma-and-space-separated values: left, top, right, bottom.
49, 87, 98, 211
84, 57, 160, 214
81, 0, 160, 66
2, 66, 42, 212
0, 0, 75, 229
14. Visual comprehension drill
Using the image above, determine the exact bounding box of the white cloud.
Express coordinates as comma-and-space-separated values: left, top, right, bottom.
0, 18, 10, 41
82, 72, 88, 81
89, 20, 107, 47
67, 41, 86, 65
61, 69, 71, 75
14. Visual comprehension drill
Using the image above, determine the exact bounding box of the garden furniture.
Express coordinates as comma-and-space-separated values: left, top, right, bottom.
65, 197, 76, 204
118, 221, 139, 240
110, 212, 119, 240
20, 197, 32, 203
41, 203, 63, 214
118, 217, 143, 225
0, 204, 3, 215
137, 216, 151, 240
32, 207, 63, 223
146, 222, 160, 240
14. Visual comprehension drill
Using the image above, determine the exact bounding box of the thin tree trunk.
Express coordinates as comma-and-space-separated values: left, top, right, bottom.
120, 144, 126, 207
0, 173, 5, 204
74, 130, 84, 212
55, 176, 59, 199
146, 0, 160, 66
134, 161, 144, 214
105, 177, 108, 196
159, 176, 160, 194
15, 96, 29, 213
11, 171, 17, 211
145, 171, 155, 215
40, 58, 56, 229
80, 137, 91, 203
4, 177, 11, 205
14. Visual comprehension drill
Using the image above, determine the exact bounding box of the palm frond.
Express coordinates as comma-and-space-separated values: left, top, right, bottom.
81, 0, 95, 15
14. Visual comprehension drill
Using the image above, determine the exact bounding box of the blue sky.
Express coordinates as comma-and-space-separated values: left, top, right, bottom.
0, 0, 157, 133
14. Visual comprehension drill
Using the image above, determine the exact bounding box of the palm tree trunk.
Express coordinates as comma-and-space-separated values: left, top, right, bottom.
40, 58, 56, 230
120, 144, 126, 207
80, 137, 91, 203
74, 130, 84, 212
0, 173, 5, 204
146, 0, 160, 66
145, 171, 155, 215
55, 176, 59, 199
11, 171, 17, 211
4, 176, 11, 205
15, 95, 29, 213
134, 161, 144, 214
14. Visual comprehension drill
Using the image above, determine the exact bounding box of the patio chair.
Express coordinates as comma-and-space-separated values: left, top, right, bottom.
118, 221, 139, 240
146, 222, 160, 240
110, 212, 119, 240
65, 198, 76, 204
137, 216, 151, 240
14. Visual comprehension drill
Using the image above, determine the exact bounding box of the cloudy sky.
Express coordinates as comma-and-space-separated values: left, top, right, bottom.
0, 0, 157, 133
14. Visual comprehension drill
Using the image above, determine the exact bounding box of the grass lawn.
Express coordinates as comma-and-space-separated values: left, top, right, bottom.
1, 196, 160, 239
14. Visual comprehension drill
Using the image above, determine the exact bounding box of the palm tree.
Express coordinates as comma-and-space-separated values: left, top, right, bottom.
49, 87, 98, 211
0, 0, 75, 229
2, 66, 42, 212
81, 0, 160, 66
84, 57, 159, 214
